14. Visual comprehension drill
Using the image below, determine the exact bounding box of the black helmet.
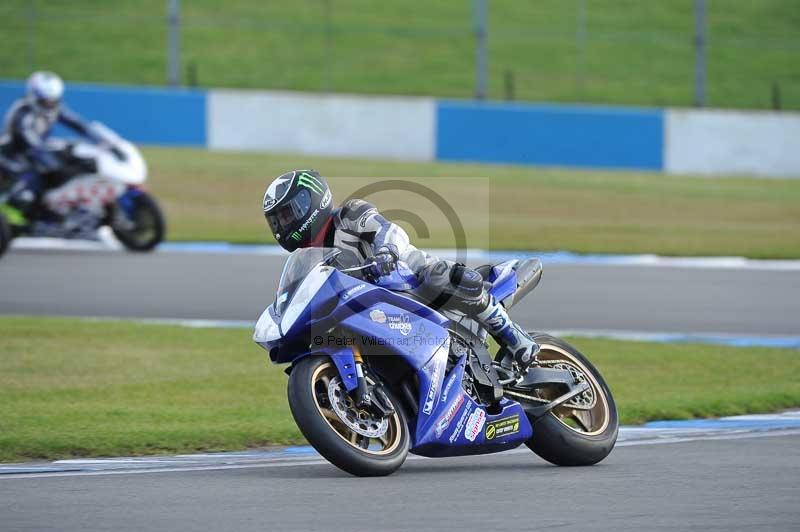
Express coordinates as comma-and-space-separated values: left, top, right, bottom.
263, 170, 333, 252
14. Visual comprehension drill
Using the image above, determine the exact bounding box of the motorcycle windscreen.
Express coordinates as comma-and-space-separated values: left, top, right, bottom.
275, 247, 341, 317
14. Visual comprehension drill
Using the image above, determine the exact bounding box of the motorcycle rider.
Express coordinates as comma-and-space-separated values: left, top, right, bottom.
1, 71, 103, 218
262, 169, 540, 374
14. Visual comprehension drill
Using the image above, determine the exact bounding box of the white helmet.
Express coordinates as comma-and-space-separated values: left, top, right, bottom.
26, 71, 64, 111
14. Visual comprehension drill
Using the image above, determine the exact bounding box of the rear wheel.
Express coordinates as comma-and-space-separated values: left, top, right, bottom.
287, 356, 410, 477
516, 334, 618, 466
111, 191, 165, 252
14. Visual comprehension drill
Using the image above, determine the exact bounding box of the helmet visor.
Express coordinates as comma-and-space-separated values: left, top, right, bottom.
39, 97, 60, 109
265, 188, 312, 237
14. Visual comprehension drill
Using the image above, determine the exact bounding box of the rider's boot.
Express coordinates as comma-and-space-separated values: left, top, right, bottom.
474, 294, 540, 374
6, 172, 40, 221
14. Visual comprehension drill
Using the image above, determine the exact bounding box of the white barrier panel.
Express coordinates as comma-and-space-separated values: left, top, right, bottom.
208, 89, 435, 161
666, 109, 800, 177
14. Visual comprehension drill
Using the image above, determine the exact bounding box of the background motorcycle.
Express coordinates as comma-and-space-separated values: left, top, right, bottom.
254, 248, 618, 477
0, 122, 165, 258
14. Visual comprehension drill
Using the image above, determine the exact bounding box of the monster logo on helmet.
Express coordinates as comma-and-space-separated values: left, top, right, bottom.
262, 170, 334, 252
297, 172, 325, 194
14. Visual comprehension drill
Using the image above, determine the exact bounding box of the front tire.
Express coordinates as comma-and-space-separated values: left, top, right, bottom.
287, 356, 410, 477
111, 191, 165, 252
521, 334, 618, 466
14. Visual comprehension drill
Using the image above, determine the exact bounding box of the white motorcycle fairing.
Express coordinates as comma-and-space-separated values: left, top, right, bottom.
41, 122, 148, 217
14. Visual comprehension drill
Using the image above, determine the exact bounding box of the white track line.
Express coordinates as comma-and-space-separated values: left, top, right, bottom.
11, 238, 800, 271
2, 425, 798, 480
47, 316, 800, 350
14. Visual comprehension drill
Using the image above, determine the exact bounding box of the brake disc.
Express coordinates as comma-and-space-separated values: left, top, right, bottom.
327, 376, 389, 438
546, 361, 597, 410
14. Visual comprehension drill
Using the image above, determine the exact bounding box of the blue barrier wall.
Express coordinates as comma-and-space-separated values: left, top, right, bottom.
1, 80, 677, 172
436, 100, 664, 170
0, 81, 206, 146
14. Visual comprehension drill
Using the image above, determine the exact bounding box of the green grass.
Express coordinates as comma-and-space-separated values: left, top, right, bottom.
144, 147, 800, 258
1, 1, 798, 109
2, 316, 799, 463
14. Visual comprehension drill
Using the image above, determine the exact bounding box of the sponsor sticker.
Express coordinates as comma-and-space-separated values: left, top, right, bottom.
449, 403, 473, 443
434, 393, 464, 438
298, 209, 320, 233
319, 189, 332, 209
297, 172, 325, 194
369, 309, 387, 324
464, 408, 486, 442
387, 314, 412, 336
342, 284, 366, 300
422, 359, 442, 415
440, 372, 457, 403
484, 415, 520, 440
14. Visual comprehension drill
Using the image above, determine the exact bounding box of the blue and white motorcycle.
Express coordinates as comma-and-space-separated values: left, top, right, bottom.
0, 122, 164, 257
254, 248, 618, 476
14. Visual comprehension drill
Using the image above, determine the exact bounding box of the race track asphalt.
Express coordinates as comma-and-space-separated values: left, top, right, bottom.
1, 433, 798, 532
2, 248, 799, 335
2, 248, 799, 532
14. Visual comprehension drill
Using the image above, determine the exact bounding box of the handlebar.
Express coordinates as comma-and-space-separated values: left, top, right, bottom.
338, 261, 377, 274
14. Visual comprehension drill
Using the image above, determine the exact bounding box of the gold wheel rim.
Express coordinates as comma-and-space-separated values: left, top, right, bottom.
535, 344, 610, 436
310, 362, 403, 456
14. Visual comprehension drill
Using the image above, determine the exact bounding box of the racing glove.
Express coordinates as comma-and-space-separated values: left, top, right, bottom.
365, 245, 398, 281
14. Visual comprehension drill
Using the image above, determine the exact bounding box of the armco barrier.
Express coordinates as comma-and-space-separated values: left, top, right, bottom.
436, 100, 664, 171
2, 79, 798, 177
0, 81, 206, 146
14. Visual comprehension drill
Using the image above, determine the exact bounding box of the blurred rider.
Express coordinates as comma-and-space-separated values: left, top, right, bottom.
1, 71, 101, 216
262, 170, 541, 374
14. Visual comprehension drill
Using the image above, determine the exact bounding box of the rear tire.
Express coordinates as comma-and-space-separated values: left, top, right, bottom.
0, 211, 11, 259
287, 356, 410, 477
523, 334, 618, 466
112, 191, 165, 252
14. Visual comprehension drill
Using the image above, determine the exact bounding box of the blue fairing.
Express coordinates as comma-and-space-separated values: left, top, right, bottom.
374, 261, 420, 291
116, 186, 144, 217
411, 354, 532, 457
261, 257, 533, 457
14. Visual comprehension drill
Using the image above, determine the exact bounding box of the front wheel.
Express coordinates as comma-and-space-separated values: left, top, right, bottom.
287, 356, 410, 477
111, 191, 165, 252
520, 334, 618, 466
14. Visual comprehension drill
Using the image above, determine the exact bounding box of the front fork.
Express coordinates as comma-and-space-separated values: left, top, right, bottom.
111, 186, 143, 229
327, 345, 394, 416
352, 346, 372, 407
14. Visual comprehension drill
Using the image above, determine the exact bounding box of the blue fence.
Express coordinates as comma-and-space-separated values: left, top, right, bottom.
0, 81, 206, 146
1, 80, 669, 171
436, 100, 664, 170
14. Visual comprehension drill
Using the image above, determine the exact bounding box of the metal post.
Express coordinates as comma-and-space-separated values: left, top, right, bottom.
26, 1, 37, 72
693, 0, 706, 107
504, 69, 515, 101
473, 0, 488, 100
167, 0, 181, 87
576, 0, 586, 99
324, 0, 333, 92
